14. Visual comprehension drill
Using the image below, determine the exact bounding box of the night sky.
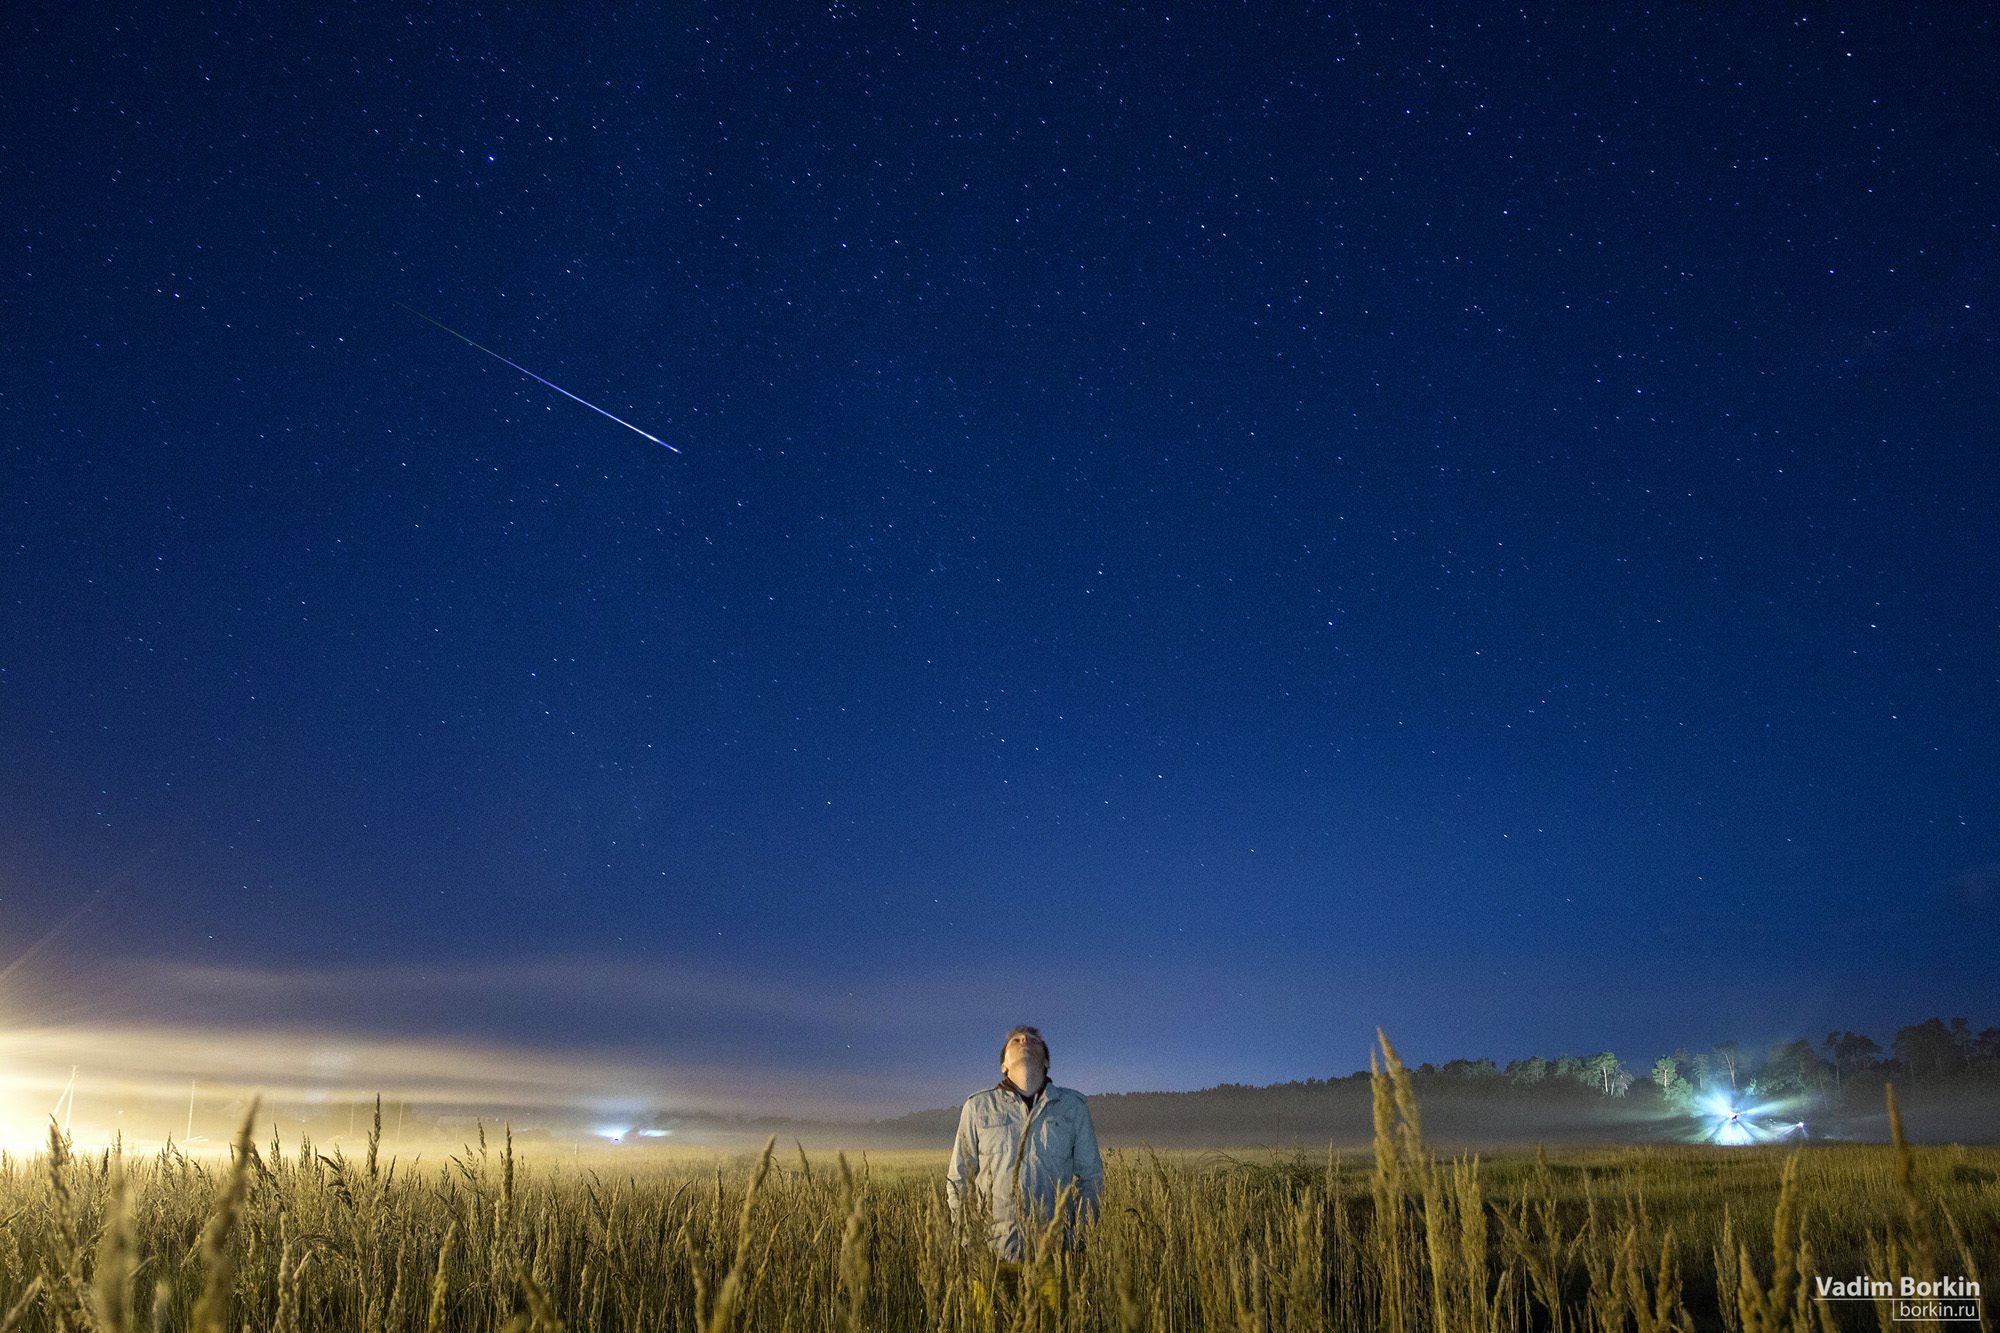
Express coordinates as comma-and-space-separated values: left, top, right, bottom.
4, 5, 1996, 1123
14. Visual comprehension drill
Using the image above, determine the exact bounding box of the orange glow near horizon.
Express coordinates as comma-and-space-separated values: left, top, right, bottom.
0, 1020, 823, 1157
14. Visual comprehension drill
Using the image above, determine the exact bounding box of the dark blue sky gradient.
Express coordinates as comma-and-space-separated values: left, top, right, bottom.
4, 4, 1996, 1114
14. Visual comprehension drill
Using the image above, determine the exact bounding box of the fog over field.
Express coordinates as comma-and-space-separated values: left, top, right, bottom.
10, 1011, 1994, 1156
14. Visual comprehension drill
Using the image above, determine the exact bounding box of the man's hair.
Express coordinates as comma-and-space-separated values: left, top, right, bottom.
1001, 1025, 1049, 1068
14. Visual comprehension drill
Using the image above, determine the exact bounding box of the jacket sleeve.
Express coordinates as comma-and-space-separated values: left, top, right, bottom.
1072, 1098, 1104, 1221
946, 1099, 978, 1220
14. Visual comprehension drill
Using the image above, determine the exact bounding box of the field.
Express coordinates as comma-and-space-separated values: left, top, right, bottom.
2, 1043, 1993, 1332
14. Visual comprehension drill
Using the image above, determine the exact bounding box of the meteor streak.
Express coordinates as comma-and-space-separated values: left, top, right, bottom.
397, 303, 680, 453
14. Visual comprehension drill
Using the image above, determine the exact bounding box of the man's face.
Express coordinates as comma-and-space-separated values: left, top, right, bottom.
1004, 1033, 1047, 1090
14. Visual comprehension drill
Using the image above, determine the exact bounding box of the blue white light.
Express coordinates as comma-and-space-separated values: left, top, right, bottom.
1695, 1091, 1804, 1145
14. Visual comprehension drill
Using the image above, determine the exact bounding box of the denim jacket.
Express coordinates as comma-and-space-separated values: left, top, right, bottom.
946, 1080, 1104, 1260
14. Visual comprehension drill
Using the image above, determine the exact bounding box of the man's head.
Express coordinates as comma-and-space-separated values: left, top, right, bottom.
1001, 1025, 1049, 1095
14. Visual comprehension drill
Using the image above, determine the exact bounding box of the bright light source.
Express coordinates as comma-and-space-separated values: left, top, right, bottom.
1695, 1089, 1801, 1145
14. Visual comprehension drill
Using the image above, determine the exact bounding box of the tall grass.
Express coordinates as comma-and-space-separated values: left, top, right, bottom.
0, 1038, 1993, 1331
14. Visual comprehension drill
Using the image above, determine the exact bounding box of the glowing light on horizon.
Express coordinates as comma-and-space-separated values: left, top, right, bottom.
0, 1024, 714, 1158
1695, 1090, 1807, 1145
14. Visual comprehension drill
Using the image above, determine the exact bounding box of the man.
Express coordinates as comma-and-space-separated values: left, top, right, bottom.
946, 1025, 1104, 1261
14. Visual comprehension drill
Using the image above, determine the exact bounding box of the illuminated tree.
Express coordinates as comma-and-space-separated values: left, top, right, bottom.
1713, 1042, 1742, 1091
1583, 1052, 1632, 1096
1651, 1057, 1693, 1106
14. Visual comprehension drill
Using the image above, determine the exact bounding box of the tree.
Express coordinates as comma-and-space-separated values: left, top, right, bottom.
1439, 1058, 1501, 1081
1584, 1052, 1632, 1097
1713, 1042, 1742, 1091
1652, 1057, 1693, 1106
1759, 1039, 1823, 1095
1821, 1031, 1882, 1090
1506, 1056, 1548, 1086
1892, 1018, 1964, 1079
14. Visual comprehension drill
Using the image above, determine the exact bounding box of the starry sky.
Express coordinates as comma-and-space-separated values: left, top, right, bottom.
3, 5, 1996, 1122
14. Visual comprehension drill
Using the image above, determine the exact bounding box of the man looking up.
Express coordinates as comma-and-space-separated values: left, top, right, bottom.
945, 1025, 1105, 1261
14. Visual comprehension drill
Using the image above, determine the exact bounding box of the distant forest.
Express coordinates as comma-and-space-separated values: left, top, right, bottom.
1238, 1014, 2000, 1102
868, 1015, 2000, 1148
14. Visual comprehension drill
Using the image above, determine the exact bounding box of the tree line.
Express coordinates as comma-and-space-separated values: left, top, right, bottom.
1394, 1015, 2000, 1103
1196, 1015, 2000, 1104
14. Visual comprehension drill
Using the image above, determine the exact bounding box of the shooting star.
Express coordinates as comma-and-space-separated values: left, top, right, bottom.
396, 303, 680, 453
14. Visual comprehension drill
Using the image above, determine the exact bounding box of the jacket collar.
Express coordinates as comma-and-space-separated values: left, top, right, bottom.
997, 1075, 1057, 1109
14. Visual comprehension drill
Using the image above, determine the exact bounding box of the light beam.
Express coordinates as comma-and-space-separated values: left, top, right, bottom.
1694, 1089, 1806, 1145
